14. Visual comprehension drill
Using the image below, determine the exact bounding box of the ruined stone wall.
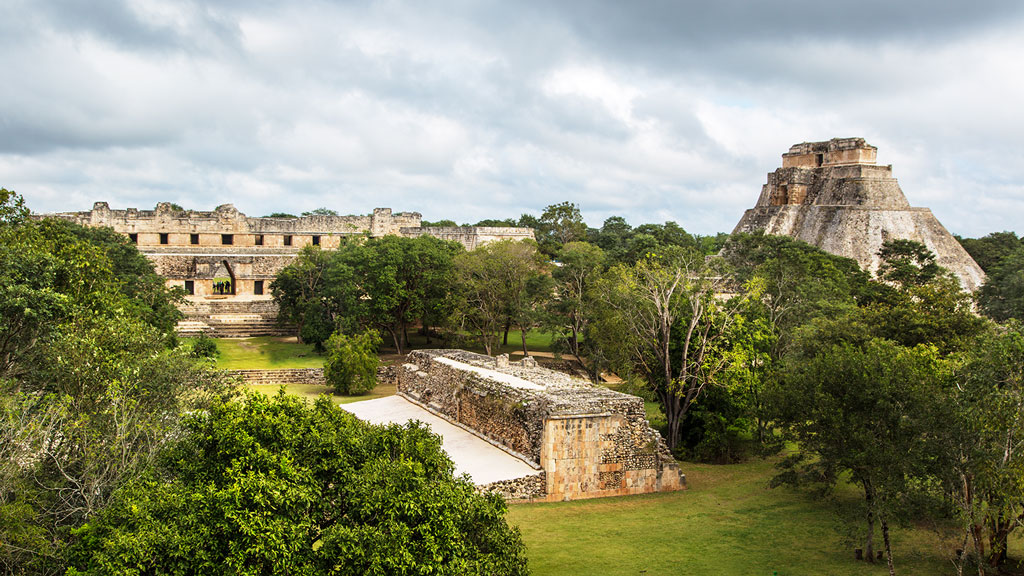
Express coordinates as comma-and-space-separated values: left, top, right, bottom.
398, 349, 683, 501
400, 226, 536, 250
50, 202, 421, 244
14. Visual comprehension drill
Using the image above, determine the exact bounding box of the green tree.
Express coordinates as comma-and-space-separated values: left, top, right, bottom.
547, 241, 605, 368
340, 235, 461, 353
472, 218, 517, 227
265, 212, 297, 218
977, 246, 1024, 322
863, 241, 984, 354
453, 240, 546, 356
772, 339, 945, 574
67, 393, 529, 576
324, 329, 382, 395
937, 322, 1024, 571
302, 207, 339, 216
0, 187, 29, 225
271, 245, 335, 347
590, 216, 633, 263
590, 248, 752, 450
877, 238, 942, 289
956, 231, 1021, 273
422, 218, 458, 227
0, 192, 234, 573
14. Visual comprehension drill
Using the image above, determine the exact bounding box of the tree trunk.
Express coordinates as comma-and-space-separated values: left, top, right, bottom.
502, 321, 510, 346
661, 391, 683, 451
988, 517, 1010, 567
520, 329, 529, 356
864, 482, 876, 563
403, 322, 410, 351
389, 328, 402, 355
881, 516, 895, 576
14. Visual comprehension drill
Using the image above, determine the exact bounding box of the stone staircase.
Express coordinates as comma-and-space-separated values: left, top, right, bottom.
175, 298, 294, 337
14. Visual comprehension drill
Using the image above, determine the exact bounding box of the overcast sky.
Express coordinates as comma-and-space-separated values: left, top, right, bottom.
3, 0, 1023, 236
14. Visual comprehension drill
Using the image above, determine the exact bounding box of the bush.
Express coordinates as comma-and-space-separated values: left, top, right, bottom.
324, 330, 382, 395
189, 333, 219, 358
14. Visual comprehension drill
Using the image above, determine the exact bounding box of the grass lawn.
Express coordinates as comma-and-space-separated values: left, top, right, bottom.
214, 336, 324, 370
245, 381, 397, 404
507, 456, 990, 576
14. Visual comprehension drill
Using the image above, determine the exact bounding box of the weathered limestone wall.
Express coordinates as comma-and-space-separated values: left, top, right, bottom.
398, 349, 683, 501
40, 202, 539, 336
734, 138, 985, 292
401, 226, 536, 250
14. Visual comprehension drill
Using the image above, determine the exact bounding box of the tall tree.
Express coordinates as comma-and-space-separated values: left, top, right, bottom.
590, 248, 751, 450
547, 241, 605, 368
453, 240, 546, 356
956, 231, 1021, 273
977, 246, 1024, 322
271, 244, 335, 346
772, 338, 944, 575
0, 192, 233, 573
937, 322, 1024, 571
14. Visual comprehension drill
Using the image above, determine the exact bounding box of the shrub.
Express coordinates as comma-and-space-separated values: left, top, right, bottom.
189, 333, 219, 358
324, 330, 382, 395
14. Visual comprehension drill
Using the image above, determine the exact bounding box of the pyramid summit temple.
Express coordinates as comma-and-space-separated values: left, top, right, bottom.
732, 137, 985, 291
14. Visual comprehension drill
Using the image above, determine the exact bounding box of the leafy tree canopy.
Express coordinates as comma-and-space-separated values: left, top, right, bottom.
422, 219, 459, 227
68, 393, 529, 576
977, 245, 1024, 322
956, 231, 1022, 273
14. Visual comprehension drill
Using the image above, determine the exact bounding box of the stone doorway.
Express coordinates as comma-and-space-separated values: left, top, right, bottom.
212, 260, 236, 296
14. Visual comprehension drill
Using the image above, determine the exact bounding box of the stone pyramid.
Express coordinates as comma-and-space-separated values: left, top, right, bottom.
732, 138, 985, 291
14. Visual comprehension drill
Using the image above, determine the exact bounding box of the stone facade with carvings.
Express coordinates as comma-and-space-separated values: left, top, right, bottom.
43, 202, 534, 335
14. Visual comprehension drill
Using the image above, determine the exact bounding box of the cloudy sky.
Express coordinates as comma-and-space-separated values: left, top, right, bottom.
3, 0, 1023, 236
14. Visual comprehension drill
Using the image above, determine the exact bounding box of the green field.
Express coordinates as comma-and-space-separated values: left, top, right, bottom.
213, 336, 324, 370
244, 381, 397, 404
506, 456, 1017, 576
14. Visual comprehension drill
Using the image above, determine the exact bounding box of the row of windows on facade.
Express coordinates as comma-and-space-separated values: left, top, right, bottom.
182, 280, 264, 296
127, 233, 322, 246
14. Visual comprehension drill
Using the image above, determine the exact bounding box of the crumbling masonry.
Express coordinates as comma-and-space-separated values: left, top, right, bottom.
398, 349, 685, 501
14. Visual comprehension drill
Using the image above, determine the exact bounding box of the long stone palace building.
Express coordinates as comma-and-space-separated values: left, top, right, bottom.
732, 137, 985, 291
48, 202, 534, 336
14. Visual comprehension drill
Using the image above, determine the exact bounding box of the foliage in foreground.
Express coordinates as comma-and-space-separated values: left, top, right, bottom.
68, 393, 529, 576
0, 190, 235, 574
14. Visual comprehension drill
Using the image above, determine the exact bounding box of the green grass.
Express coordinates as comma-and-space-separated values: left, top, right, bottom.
211, 336, 397, 403
245, 381, 397, 404
214, 336, 324, 370
506, 457, 981, 576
